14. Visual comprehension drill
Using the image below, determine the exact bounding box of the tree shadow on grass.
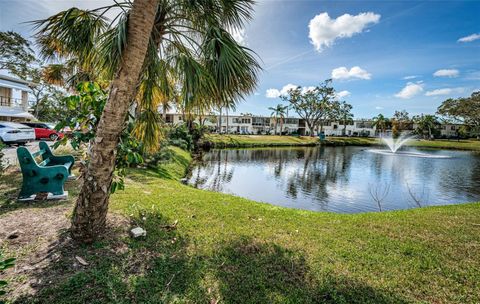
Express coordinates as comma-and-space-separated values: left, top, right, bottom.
11, 213, 208, 304
213, 237, 410, 304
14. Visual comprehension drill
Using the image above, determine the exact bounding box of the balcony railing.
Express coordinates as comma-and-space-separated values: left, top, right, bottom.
0, 96, 24, 107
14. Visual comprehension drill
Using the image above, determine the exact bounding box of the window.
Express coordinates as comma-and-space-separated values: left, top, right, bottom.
451, 126, 456, 130
333, 125, 338, 129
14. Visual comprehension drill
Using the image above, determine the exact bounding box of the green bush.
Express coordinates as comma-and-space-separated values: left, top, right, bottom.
0, 142, 5, 175
168, 124, 193, 150
0, 251, 15, 303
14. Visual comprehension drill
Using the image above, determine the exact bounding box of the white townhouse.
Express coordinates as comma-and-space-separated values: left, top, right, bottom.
0, 74, 35, 122
315, 120, 377, 137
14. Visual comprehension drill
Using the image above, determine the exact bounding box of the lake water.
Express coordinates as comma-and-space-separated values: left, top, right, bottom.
186, 146, 480, 213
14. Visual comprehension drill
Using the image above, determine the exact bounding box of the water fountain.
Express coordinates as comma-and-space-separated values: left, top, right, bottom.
367, 134, 451, 158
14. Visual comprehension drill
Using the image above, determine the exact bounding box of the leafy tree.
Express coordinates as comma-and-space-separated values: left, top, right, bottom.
413, 114, 440, 139
281, 80, 336, 136
268, 104, 288, 135
372, 114, 390, 135
0, 31, 35, 76
391, 110, 410, 138
437, 91, 480, 139
34, 0, 261, 243
335, 101, 353, 136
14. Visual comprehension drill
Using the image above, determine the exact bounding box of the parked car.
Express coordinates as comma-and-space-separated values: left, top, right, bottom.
0, 121, 35, 145
21, 122, 64, 141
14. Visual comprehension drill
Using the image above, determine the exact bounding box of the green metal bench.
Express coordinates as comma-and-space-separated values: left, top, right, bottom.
17, 141, 74, 200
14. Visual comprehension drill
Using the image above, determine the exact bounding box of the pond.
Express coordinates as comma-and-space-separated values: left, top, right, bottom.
186, 146, 480, 213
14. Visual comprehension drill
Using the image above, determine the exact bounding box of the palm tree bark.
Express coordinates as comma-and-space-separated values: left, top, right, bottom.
71, 0, 159, 243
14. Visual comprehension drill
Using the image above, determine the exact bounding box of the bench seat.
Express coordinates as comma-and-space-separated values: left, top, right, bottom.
17, 141, 75, 200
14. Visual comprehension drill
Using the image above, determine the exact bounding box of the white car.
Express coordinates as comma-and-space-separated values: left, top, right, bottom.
0, 121, 35, 145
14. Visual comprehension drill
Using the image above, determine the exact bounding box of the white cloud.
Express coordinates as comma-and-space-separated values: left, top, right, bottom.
331, 66, 371, 80
395, 82, 424, 99
458, 33, 480, 43
266, 89, 281, 98
403, 75, 419, 80
336, 90, 351, 98
265, 83, 299, 98
425, 87, 465, 96
433, 69, 459, 78
308, 12, 380, 52
375, 106, 384, 110
229, 28, 247, 45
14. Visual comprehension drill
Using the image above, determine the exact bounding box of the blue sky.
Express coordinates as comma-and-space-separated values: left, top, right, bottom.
1, 0, 479, 118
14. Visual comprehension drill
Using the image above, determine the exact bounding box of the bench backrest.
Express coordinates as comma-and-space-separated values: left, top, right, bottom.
17, 142, 55, 169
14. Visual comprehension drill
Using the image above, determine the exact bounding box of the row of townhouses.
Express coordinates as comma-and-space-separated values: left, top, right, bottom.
165, 113, 465, 138
0, 74, 465, 138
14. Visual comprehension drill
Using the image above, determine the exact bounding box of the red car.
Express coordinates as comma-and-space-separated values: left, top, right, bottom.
22, 122, 64, 141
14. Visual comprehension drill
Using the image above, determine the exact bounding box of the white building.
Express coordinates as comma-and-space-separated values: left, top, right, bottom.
0, 74, 35, 122
322, 120, 376, 137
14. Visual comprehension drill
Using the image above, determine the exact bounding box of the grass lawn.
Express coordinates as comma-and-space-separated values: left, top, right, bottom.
1, 147, 480, 303
202, 134, 319, 148
201, 134, 480, 151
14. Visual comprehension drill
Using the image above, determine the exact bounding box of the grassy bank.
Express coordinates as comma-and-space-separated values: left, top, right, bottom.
323, 137, 480, 151
2, 147, 479, 303
201, 134, 480, 151
201, 134, 319, 148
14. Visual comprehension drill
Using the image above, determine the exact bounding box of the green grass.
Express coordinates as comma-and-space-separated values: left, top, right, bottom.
324, 137, 480, 151
202, 134, 319, 148
6, 146, 480, 303
202, 134, 480, 151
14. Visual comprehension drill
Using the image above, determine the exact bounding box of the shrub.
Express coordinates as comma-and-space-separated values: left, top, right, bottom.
0, 251, 15, 303
0, 142, 5, 175
168, 124, 193, 150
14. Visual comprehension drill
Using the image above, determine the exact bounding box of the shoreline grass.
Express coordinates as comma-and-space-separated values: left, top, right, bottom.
203, 134, 480, 151
324, 136, 480, 151
201, 134, 319, 148
2, 146, 479, 303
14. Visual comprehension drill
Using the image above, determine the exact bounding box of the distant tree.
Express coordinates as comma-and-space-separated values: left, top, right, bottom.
268, 104, 288, 135
281, 79, 336, 136
413, 114, 440, 139
391, 110, 410, 138
372, 114, 390, 135
0, 31, 36, 76
437, 91, 480, 139
314, 80, 337, 133
335, 101, 353, 136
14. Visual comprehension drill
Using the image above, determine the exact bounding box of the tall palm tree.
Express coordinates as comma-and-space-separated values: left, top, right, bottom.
413, 114, 439, 139
34, 0, 261, 243
71, 0, 158, 243
372, 114, 389, 136
337, 101, 353, 136
269, 104, 288, 135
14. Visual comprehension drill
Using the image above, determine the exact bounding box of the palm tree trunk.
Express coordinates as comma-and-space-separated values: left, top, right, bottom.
226, 108, 229, 134
162, 103, 167, 122
71, 0, 158, 243
218, 107, 222, 133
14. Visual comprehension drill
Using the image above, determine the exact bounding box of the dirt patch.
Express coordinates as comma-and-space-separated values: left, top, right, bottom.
0, 204, 131, 301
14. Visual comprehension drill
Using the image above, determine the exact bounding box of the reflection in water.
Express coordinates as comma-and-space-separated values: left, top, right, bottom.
187, 147, 480, 213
